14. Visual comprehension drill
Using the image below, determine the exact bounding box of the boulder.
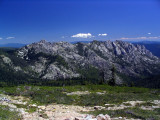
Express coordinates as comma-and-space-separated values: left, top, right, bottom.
96, 114, 111, 120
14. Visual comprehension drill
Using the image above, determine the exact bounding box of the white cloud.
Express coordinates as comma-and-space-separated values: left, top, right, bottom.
148, 37, 158, 39
138, 37, 147, 39
71, 33, 93, 38
120, 36, 160, 40
6, 37, 15, 39
148, 33, 152, 35
98, 33, 108, 36
0, 37, 3, 40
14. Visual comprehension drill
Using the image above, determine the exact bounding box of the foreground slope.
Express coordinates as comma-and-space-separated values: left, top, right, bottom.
0, 85, 160, 120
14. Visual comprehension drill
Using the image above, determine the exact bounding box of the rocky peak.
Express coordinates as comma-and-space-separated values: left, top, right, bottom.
16, 40, 160, 84
38, 40, 48, 44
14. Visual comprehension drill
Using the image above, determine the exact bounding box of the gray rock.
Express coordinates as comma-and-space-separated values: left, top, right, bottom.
4, 39, 158, 84
96, 114, 111, 120
0, 97, 11, 103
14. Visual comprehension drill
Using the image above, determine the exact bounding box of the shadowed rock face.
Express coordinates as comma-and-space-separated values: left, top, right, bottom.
15, 40, 160, 84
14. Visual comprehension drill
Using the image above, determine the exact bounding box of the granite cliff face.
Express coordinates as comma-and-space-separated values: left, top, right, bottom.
15, 40, 160, 84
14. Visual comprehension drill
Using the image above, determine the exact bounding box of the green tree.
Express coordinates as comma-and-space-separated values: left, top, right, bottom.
99, 70, 105, 84
108, 64, 116, 86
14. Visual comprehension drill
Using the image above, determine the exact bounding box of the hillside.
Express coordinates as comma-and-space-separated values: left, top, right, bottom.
0, 85, 160, 120
0, 40, 160, 88
133, 41, 160, 58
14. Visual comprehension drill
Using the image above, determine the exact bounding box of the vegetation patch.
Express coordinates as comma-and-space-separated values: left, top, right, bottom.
26, 106, 37, 113
0, 105, 22, 120
135, 102, 157, 107
123, 103, 132, 106
13, 103, 37, 113
86, 107, 160, 120
1, 85, 160, 106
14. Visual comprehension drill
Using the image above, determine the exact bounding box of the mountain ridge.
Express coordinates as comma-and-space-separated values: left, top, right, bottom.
17, 40, 160, 85
0, 40, 160, 88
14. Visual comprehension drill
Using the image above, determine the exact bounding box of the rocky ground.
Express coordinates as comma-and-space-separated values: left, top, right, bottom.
0, 92, 160, 120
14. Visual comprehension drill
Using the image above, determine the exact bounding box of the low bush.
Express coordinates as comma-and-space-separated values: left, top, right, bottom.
0, 105, 22, 120
87, 107, 160, 120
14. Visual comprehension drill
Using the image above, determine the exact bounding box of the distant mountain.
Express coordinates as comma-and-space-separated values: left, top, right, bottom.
132, 41, 160, 44
0, 40, 160, 88
0, 43, 26, 48
132, 41, 160, 57
71, 41, 160, 58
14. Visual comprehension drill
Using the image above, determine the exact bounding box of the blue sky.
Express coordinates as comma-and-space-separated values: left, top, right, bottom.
0, 0, 160, 44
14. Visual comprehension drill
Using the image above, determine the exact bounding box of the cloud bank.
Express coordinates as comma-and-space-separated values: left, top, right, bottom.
0, 37, 3, 40
120, 36, 160, 40
71, 33, 93, 38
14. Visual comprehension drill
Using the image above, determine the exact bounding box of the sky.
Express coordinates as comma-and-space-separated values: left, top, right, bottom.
0, 0, 160, 44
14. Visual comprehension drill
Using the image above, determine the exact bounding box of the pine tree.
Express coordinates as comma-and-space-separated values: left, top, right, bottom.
99, 69, 105, 84
109, 64, 116, 86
